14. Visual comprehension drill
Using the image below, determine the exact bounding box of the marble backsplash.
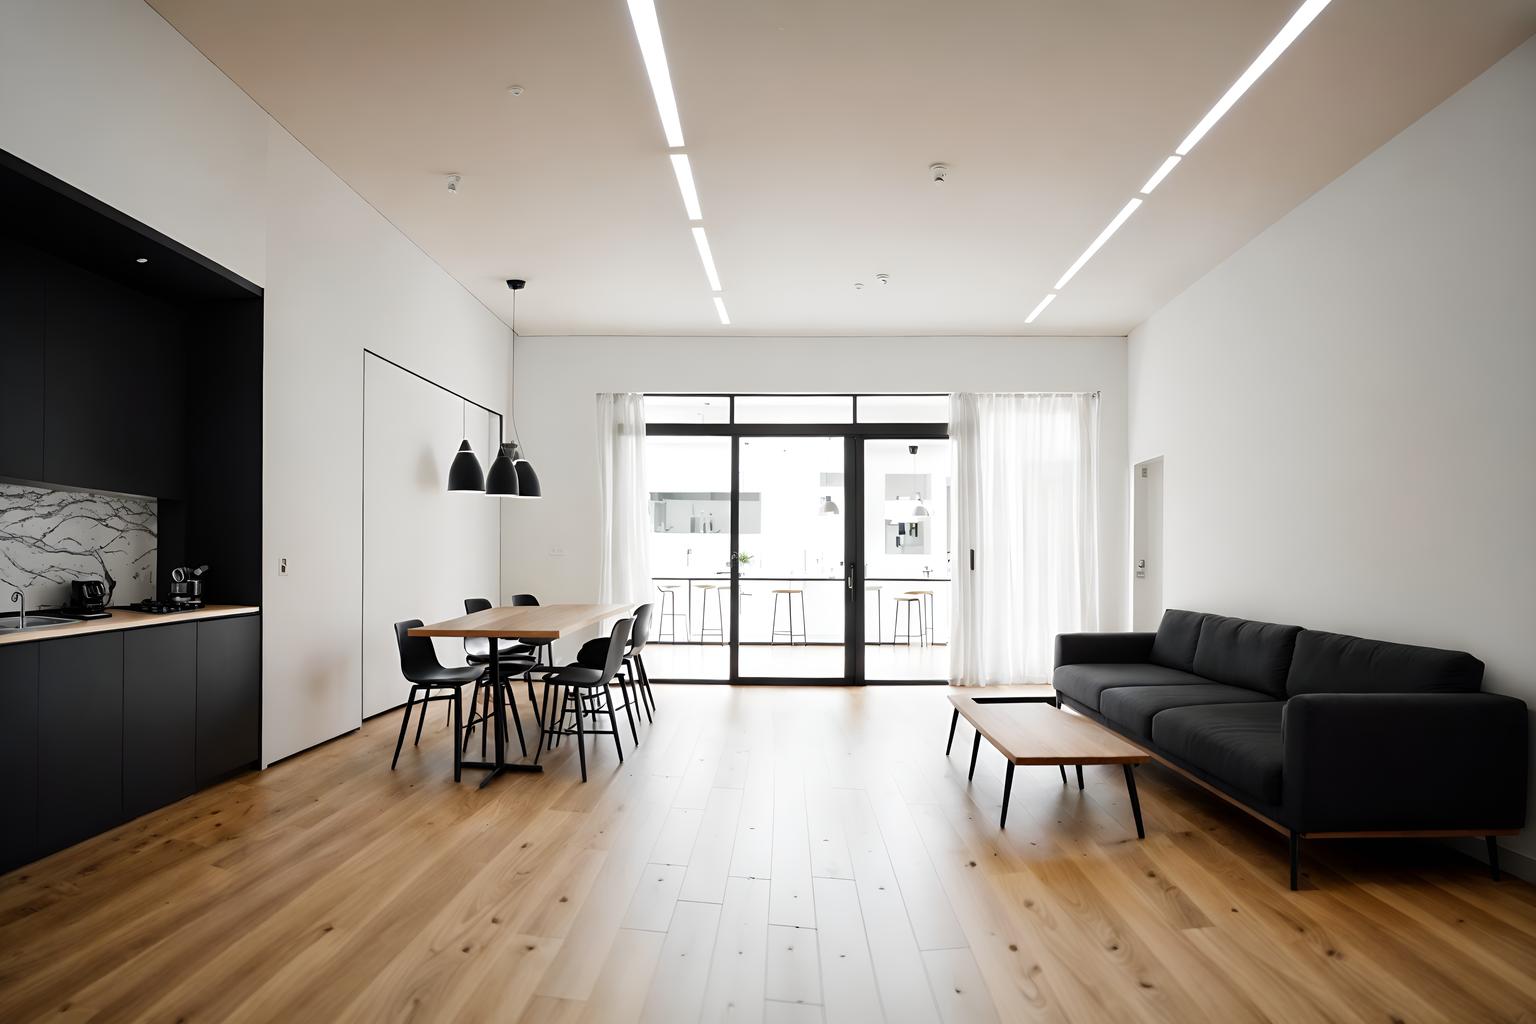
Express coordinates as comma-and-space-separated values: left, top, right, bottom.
0, 483, 157, 611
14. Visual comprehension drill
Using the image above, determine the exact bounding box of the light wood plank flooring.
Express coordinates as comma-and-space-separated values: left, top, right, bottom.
2, 685, 1533, 1023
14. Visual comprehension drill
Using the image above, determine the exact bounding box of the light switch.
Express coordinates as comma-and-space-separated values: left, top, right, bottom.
549, 546, 566, 558
280, 557, 289, 576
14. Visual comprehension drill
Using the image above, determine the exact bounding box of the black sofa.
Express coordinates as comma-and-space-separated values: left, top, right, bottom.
1054, 609, 1527, 888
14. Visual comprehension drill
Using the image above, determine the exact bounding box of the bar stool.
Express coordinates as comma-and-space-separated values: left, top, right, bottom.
390, 619, 481, 781
865, 585, 883, 643
771, 588, 806, 645
893, 594, 926, 647
656, 583, 687, 642
694, 583, 725, 644
904, 589, 936, 643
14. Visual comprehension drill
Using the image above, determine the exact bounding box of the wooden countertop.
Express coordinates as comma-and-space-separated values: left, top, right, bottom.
0, 604, 260, 646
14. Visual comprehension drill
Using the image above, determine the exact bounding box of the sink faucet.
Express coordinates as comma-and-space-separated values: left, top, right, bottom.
3, 580, 22, 630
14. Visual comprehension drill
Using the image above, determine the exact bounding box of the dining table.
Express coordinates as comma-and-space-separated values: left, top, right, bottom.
409, 602, 633, 787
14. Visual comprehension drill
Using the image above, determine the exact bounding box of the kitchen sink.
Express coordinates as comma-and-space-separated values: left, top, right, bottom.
0, 615, 78, 633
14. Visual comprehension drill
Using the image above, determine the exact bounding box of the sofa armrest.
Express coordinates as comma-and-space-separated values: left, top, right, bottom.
1283, 692, 1528, 833
1055, 632, 1156, 667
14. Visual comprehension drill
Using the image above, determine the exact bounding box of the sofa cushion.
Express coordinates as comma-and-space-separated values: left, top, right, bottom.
1148, 609, 1205, 672
1053, 663, 1205, 713
1100, 683, 1272, 740
1285, 630, 1484, 696
1191, 614, 1302, 697
1152, 702, 1285, 805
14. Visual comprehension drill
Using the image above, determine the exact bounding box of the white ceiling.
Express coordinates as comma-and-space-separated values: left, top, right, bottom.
147, 0, 1536, 337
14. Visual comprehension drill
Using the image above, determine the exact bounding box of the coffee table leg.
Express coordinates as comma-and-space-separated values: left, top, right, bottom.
1058, 764, 1067, 785
946, 708, 959, 755
968, 731, 981, 781
1001, 762, 1015, 828
1076, 765, 1085, 790
1123, 764, 1145, 839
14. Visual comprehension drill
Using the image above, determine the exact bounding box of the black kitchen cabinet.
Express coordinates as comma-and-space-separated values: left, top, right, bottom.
197, 615, 260, 786
38, 632, 124, 854
0, 644, 40, 873
123, 623, 197, 818
43, 266, 188, 498
0, 238, 47, 482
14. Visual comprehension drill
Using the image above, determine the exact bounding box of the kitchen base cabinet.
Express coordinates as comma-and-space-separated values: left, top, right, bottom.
197, 615, 260, 786
124, 623, 198, 818
38, 633, 124, 855
0, 645, 40, 873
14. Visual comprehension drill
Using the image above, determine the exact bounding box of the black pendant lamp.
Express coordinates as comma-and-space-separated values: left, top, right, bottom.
501, 278, 542, 499
485, 441, 520, 496
447, 400, 485, 492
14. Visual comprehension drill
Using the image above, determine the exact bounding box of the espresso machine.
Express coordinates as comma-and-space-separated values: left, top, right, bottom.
169, 564, 209, 608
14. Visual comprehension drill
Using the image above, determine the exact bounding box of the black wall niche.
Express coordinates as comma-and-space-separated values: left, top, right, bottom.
0, 147, 263, 609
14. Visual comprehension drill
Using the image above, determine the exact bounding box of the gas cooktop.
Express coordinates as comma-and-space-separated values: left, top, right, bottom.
124, 599, 204, 614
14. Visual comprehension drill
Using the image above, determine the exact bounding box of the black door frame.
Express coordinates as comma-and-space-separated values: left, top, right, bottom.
646, 395, 948, 685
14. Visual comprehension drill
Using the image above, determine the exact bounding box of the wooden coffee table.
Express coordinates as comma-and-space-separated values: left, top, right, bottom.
949, 694, 1151, 834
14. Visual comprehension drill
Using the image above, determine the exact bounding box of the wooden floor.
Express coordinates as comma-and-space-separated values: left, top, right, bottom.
2, 685, 1533, 1023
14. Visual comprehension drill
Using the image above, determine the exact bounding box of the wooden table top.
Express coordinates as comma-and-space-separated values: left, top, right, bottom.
950, 695, 1150, 766
408, 603, 633, 640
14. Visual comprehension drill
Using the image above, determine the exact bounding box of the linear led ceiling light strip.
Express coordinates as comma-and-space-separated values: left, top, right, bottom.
627, 0, 730, 325
1023, 0, 1334, 326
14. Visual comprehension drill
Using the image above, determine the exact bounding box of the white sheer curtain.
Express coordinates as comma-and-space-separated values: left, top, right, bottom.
596, 393, 653, 605
950, 393, 1100, 685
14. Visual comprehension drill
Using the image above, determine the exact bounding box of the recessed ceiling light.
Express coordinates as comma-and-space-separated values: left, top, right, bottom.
1139, 156, 1181, 195
670, 154, 703, 220
713, 296, 731, 325
1024, 293, 1057, 324
1175, 0, 1334, 157
625, 0, 685, 148
1053, 198, 1143, 291
135, 257, 148, 264
691, 226, 722, 291
506, 85, 525, 97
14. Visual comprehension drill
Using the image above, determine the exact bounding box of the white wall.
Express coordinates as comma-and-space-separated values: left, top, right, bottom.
1, 0, 512, 764
1128, 39, 1536, 865
362, 357, 501, 718
503, 336, 1130, 638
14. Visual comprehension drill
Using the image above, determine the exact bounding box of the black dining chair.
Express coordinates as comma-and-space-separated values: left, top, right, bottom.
624, 603, 657, 722
459, 598, 538, 758
460, 597, 543, 750
536, 617, 632, 782
391, 619, 482, 781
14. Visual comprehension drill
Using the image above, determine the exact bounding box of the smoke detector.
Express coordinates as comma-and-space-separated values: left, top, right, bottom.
929, 163, 949, 184
446, 173, 462, 194
507, 85, 525, 97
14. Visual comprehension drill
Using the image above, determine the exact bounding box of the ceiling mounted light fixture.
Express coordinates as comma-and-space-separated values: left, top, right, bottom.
492, 278, 542, 498
1025, 293, 1057, 324
692, 227, 723, 291
1139, 156, 1182, 195
670, 154, 703, 220
1054, 198, 1143, 291
625, 0, 685, 147
1175, 0, 1335, 157
713, 296, 731, 325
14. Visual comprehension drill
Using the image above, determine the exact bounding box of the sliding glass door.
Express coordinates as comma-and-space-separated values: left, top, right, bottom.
736, 435, 848, 682
643, 395, 947, 684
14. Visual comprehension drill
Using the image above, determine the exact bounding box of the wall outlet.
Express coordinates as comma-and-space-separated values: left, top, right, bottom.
280, 557, 288, 576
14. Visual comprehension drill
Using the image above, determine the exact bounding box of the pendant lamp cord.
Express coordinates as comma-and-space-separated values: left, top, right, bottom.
509, 287, 522, 451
